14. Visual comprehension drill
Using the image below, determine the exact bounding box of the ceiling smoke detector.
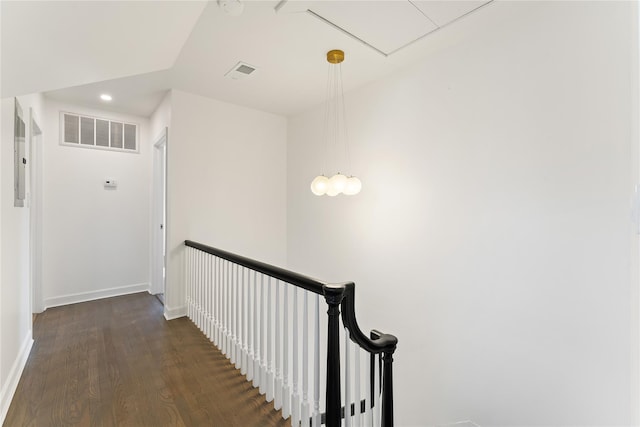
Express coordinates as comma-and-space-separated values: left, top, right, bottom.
217, 0, 244, 16
225, 62, 257, 80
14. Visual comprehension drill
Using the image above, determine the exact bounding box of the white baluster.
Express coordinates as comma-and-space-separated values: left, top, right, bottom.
373, 354, 380, 427
220, 258, 225, 349
282, 284, 291, 419
195, 250, 198, 321
247, 269, 254, 382
345, 328, 351, 427
186, 248, 190, 319
218, 257, 223, 347
205, 254, 209, 334
312, 294, 321, 427
224, 260, 231, 358
197, 251, 203, 329
259, 273, 267, 395
216, 257, 222, 349
292, 287, 300, 426
364, 353, 372, 427
203, 254, 209, 336
355, 346, 361, 427
243, 266, 249, 377
189, 249, 198, 322
235, 265, 242, 370
202, 253, 206, 331
229, 262, 234, 359
253, 270, 260, 388
301, 291, 310, 427
209, 256, 214, 341
228, 262, 233, 356
229, 264, 235, 364
236, 265, 242, 369
203, 254, 207, 331
201, 253, 205, 329
202, 253, 206, 330
198, 251, 203, 329
275, 280, 283, 410
221, 260, 226, 355
221, 259, 226, 355
240, 268, 249, 375
242, 267, 248, 374
213, 257, 219, 347
266, 276, 275, 402
190, 248, 195, 320
198, 251, 206, 334
220, 258, 224, 348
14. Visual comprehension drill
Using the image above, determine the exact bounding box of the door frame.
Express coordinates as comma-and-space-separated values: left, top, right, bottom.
151, 128, 168, 297
29, 108, 43, 314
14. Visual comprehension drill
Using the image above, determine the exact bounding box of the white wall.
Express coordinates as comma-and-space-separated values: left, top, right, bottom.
0, 92, 44, 423
41, 100, 151, 308
287, 2, 639, 426
149, 91, 171, 144
164, 90, 287, 318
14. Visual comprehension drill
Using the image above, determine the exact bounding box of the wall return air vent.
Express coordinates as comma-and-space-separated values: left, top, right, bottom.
60, 112, 138, 153
225, 61, 257, 80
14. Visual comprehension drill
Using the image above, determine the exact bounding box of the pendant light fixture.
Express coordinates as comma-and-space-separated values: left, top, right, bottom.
310, 49, 362, 197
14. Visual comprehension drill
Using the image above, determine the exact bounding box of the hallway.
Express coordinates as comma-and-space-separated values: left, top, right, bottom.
3, 293, 287, 426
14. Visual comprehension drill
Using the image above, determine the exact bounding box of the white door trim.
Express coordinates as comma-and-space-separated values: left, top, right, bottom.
151, 128, 168, 297
29, 108, 43, 314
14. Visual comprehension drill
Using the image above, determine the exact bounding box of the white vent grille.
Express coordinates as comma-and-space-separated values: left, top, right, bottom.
225, 61, 257, 80
124, 124, 136, 150
60, 112, 138, 153
110, 122, 123, 149
80, 116, 94, 145
236, 64, 255, 75
64, 114, 79, 144
96, 119, 109, 147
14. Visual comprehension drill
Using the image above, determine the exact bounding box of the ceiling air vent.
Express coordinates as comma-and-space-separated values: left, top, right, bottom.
225, 62, 257, 80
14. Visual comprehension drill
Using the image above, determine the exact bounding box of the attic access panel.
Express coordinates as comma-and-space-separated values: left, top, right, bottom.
306, 1, 438, 55
410, 1, 491, 27
277, 0, 492, 56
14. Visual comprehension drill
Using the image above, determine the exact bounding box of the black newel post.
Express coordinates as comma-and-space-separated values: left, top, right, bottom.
323, 284, 345, 427
381, 350, 395, 427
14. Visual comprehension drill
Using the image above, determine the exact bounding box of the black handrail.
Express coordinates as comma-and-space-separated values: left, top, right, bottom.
342, 286, 397, 427
341, 284, 398, 354
185, 240, 326, 294
184, 240, 397, 427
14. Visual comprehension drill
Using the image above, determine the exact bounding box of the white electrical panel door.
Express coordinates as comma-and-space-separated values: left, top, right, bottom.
14, 98, 26, 207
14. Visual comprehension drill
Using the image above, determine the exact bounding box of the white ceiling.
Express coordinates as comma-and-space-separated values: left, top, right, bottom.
1, 0, 493, 117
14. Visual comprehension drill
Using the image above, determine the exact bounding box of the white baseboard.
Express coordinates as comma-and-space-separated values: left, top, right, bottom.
44, 283, 150, 309
164, 305, 187, 320
0, 331, 34, 425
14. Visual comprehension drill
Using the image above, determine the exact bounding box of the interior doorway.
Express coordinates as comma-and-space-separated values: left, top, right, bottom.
29, 108, 43, 317
152, 128, 167, 304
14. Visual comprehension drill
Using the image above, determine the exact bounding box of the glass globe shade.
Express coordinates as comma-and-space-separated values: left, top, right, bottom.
329, 173, 348, 195
310, 175, 329, 196
343, 176, 362, 195
326, 186, 340, 196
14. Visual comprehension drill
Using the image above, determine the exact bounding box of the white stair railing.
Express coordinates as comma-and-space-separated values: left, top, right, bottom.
184, 241, 397, 427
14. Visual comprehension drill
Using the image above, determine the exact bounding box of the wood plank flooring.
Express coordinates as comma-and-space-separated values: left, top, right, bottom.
4, 292, 288, 427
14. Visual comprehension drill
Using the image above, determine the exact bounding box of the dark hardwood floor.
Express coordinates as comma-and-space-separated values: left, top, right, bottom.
4, 293, 287, 427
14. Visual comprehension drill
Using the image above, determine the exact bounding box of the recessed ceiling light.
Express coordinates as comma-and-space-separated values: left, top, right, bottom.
100, 94, 112, 101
